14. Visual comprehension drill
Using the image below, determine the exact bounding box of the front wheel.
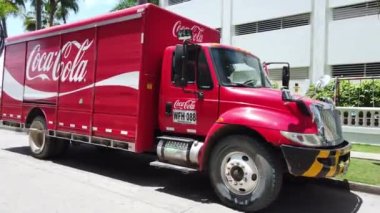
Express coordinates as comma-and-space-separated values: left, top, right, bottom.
209, 135, 282, 212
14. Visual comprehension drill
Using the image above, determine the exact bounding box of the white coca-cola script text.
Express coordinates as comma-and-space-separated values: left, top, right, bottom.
173, 100, 196, 110
172, 21, 204, 42
26, 39, 93, 82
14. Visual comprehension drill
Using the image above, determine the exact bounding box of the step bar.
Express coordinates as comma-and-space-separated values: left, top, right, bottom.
150, 161, 197, 174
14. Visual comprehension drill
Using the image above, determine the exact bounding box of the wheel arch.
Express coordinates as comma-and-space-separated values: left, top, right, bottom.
25, 108, 47, 128
199, 124, 274, 171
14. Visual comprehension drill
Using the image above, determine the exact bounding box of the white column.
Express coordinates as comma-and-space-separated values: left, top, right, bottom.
221, 0, 232, 45
310, 0, 329, 83
159, 0, 168, 7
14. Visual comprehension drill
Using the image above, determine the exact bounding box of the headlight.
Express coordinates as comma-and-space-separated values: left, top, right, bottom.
281, 131, 326, 147
283, 103, 343, 147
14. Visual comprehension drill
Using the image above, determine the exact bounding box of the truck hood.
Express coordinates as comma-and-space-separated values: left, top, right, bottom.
221, 87, 314, 113
219, 86, 318, 134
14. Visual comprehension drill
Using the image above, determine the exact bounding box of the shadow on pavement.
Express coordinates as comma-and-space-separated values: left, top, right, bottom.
5, 145, 362, 213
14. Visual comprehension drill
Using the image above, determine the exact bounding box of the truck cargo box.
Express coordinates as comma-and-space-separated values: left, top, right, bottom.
1, 4, 219, 152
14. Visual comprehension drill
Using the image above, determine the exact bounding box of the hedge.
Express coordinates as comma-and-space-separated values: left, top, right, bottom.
306, 80, 380, 107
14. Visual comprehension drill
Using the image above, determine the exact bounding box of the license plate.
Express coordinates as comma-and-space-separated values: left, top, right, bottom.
173, 110, 197, 125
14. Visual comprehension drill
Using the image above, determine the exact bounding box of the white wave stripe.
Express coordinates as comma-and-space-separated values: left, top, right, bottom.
3, 68, 139, 101
3, 68, 25, 101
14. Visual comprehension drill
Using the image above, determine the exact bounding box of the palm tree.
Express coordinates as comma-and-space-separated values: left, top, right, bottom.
29, 0, 79, 29
29, 0, 43, 30
23, 11, 37, 31
45, 0, 57, 27
35, 0, 42, 29
23, 9, 49, 31
0, 0, 25, 37
111, 0, 158, 11
55, 0, 78, 24
45, 0, 79, 26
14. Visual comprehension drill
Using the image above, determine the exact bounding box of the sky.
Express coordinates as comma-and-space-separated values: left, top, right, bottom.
7, 0, 119, 37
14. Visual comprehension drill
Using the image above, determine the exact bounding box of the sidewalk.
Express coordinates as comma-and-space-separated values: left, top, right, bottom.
351, 151, 380, 161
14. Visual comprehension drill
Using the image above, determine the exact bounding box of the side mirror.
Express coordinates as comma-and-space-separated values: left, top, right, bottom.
173, 45, 188, 87
315, 75, 331, 91
282, 66, 290, 89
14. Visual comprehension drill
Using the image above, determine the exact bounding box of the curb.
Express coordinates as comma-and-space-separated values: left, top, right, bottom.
0, 125, 27, 133
348, 181, 380, 195
351, 156, 380, 161
321, 178, 380, 195
290, 177, 380, 195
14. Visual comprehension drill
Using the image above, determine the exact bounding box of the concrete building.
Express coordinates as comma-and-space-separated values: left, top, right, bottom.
160, 0, 380, 94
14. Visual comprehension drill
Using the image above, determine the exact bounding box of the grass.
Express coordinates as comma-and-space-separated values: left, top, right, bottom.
351, 144, 380, 154
337, 158, 380, 186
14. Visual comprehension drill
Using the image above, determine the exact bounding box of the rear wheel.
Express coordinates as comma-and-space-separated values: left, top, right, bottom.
29, 117, 68, 159
209, 135, 282, 212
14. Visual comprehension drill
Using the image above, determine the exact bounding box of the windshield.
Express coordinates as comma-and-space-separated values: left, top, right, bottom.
211, 48, 270, 88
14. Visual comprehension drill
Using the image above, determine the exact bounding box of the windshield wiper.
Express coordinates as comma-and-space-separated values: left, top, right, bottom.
224, 83, 245, 87
227, 83, 252, 88
226, 83, 263, 88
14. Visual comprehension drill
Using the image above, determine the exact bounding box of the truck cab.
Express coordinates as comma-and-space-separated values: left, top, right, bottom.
157, 40, 351, 211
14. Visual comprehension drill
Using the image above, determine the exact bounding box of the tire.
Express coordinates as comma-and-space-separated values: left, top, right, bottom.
209, 135, 282, 212
29, 116, 68, 159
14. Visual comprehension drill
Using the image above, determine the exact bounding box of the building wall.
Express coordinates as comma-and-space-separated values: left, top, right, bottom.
232, 0, 311, 24
329, 0, 373, 8
328, 15, 380, 65
164, 0, 222, 28
162, 0, 380, 95
232, 26, 311, 67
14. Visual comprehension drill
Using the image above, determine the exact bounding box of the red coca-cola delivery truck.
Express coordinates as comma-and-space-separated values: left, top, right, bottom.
0, 3, 350, 212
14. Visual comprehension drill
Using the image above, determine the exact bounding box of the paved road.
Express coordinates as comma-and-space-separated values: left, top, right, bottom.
0, 128, 378, 213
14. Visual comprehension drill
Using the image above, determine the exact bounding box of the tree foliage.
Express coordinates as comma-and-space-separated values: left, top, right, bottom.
111, 0, 159, 11
307, 80, 380, 107
0, 0, 25, 37
0, 0, 18, 18
26, 0, 79, 31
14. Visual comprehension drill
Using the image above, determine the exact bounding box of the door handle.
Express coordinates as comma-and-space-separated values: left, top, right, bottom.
165, 102, 172, 116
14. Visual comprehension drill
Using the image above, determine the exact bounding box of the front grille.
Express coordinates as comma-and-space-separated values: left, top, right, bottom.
320, 109, 343, 143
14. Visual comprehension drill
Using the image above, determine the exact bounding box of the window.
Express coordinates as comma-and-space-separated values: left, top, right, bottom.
168, 0, 191, 6
197, 51, 213, 89
332, 63, 380, 77
234, 13, 310, 36
333, 1, 380, 21
185, 47, 197, 83
211, 47, 270, 88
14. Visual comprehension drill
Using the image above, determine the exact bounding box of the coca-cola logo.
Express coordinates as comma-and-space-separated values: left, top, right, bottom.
173, 100, 196, 110
172, 21, 204, 42
26, 39, 93, 83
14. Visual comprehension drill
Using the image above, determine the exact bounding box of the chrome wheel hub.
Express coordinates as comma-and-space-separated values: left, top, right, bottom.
29, 122, 45, 154
221, 151, 260, 195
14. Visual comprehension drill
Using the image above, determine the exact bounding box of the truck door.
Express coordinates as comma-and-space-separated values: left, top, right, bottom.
159, 47, 219, 136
